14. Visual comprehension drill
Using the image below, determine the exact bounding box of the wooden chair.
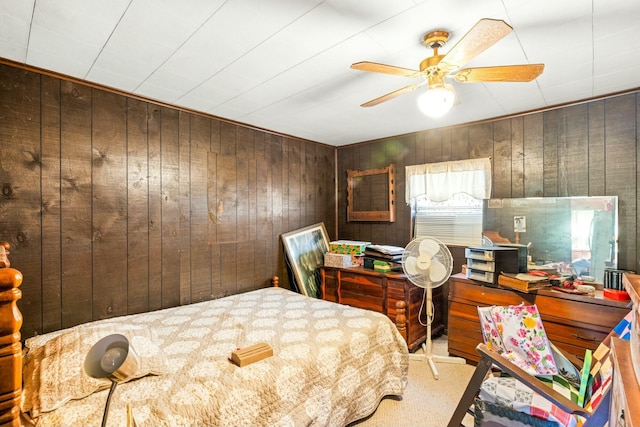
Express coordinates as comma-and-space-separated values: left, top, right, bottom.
448, 333, 620, 427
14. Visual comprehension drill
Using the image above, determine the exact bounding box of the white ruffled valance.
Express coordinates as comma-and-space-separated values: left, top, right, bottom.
405, 157, 492, 203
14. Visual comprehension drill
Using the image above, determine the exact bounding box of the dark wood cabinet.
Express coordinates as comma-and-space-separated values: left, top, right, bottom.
321, 266, 444, 352
448, 273, 630, 363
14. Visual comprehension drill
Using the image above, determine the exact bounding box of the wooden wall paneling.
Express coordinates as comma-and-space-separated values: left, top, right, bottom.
423, 129, 443, 163
216, 154, 238, 244
637, 93, 640, 274
587, 100, 606, 195
304, 144, 316, 227
269, 136, 284, 285
147, 106, 163, 311
604, 95, 637, 272
542, 110, 560, 196
210, 119, 221, 154
287, 138, 302, 232
0, 66, 43, 338
256, 154, 272, 251
60, 80, 93, 329
189, 114, 212, 303
523, 113, 544, 197
235, 125, 253, 242
468, 122, 493, 160
207, 152, 221, 298
413, 130, 426, 165
91, 90, 128, 320
125, 98, 150, 315
236, 153, 250, 243
220, 122, 236, 156
450, 127, 469, 160
178, 112, 192, 305
159, 107, 181, 308
324, 147, 337, 239
492, 120, 513, 199
236, 125, 254, 160
510, 117, 525, 198
441, 128, 453, 161
40, 75, 62, 333
236, 240, 254, 293
395, 135, 413, 244
561, 105, 589, 196
220, 242, 238, 294
248, 134, 258, 242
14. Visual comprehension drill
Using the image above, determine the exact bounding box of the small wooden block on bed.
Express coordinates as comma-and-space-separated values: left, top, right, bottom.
231, 343, 273, 367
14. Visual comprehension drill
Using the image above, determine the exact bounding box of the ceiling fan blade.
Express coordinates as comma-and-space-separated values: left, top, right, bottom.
440, 18, 512, 70
452, 64, 544, 83
351, 61, 422, 78
360, 82, 425, 107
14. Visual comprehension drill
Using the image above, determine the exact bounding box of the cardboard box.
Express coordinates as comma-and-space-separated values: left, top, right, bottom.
325, 253, 354, 268
329, 240, 371, 255
325, 253, 363, 268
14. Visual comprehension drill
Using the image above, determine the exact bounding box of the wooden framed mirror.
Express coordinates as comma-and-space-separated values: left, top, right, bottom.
347, 164, 395, 222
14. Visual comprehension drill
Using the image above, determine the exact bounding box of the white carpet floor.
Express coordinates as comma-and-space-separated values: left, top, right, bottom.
350, 335, 476, 427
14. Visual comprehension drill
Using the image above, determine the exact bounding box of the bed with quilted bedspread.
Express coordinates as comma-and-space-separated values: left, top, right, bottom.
20, 286, 409, 427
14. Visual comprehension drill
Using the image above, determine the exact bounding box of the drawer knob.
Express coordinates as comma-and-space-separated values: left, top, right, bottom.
571, 333, 597, 342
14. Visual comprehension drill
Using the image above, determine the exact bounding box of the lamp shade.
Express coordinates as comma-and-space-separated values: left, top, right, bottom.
417, 84, 455, 118
85, 334, 140, 382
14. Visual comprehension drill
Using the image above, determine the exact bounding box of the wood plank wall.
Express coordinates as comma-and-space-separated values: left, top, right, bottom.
338, 94, 640, 321
0, 64, 336, 339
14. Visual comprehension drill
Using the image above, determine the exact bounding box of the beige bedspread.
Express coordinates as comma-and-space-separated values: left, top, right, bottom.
24, 287, 409, 426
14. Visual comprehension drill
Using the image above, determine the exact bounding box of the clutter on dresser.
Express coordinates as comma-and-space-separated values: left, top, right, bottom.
465, 245, 519, 285
363, 244, 405, 272
324, 240, 370, 268
603, 267, 633, 301
497, 272, 551, 293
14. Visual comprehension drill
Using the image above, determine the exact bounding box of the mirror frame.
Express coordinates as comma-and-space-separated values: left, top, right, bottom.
347, 164, 396, 222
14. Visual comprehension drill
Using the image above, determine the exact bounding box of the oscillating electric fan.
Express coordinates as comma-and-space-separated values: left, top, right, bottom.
402, 236, 466, 379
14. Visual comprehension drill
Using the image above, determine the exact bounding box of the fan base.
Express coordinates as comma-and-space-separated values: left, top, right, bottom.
409, 344, 466, 380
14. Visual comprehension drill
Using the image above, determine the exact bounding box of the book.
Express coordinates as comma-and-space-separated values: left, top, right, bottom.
364, 245, 405, 256
497, 272, 550, 292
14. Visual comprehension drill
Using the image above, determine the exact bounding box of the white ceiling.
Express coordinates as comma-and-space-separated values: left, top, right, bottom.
2, 0, 640, 146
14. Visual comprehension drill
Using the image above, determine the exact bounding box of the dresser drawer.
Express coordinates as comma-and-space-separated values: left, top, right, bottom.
449, 279, 534, 306
447, 315, 484, 362
542, 321, 607, 356
536, 294, 628, 333
339, 271, 385, 313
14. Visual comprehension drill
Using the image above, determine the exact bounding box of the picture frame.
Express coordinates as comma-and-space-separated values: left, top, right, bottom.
280, 222, 330, 299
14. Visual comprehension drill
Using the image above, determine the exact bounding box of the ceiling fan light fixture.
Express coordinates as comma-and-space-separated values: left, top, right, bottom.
417, 84, 455, 118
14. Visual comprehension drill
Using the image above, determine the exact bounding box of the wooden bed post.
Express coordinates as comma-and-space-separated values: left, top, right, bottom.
0, 242, 22, 427
395, 300, 407, 342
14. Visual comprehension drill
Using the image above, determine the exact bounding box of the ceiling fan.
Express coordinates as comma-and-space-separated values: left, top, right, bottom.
351, 18, 544, 117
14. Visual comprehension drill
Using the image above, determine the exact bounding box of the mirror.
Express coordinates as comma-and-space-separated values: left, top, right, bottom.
347, 164, 395, 222
483, 196, 618, 282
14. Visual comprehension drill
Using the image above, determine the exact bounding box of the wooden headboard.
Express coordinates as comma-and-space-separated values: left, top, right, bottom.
0, 242, 22, 427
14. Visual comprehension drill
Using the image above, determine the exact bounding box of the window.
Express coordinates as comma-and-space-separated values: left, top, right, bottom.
406, 158, 491, 246
413, 192, 483, 246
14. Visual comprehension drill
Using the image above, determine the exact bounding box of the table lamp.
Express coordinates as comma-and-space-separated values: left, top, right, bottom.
85, 334, 139, 427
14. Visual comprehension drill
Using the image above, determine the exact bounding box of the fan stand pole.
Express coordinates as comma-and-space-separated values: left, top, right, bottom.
408, 286, 466, 380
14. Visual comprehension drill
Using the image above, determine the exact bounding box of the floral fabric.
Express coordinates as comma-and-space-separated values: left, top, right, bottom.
478, 304, 557, 375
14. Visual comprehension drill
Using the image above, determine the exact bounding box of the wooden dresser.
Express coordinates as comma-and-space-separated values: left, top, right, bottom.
448, 273, 630, 363
609, 273, 640, 427
321, 266, 444, 352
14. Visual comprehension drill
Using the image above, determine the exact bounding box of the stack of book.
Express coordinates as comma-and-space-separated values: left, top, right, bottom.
363, 245, 405, 272
497, 272, 551, 292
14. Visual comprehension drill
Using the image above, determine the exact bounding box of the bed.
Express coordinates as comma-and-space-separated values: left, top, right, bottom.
0, 245, 409, 427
